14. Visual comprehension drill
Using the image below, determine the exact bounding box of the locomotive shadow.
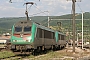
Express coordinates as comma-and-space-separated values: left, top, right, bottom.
31, 46, 65, 56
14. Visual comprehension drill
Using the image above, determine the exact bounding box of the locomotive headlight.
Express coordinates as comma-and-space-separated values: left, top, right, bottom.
13, 40, 17, 42
23, 36, 31, 42
27, 36, 32, 42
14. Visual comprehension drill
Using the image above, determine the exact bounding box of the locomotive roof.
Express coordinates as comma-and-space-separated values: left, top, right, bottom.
33, 22, 55, 32
33, 22, 65, 35
15, 20, 32, 26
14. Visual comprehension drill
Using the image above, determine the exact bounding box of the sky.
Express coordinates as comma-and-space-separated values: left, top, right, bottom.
0, 0, 90, 18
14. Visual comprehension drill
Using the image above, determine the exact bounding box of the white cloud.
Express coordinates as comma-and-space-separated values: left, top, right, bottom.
0, 7, 24, 18
0, 0, 90, 17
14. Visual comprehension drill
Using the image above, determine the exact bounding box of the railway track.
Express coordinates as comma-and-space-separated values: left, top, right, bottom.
0, 53, 33, 60
0, 55, 21, 60
0, 47, 47, 60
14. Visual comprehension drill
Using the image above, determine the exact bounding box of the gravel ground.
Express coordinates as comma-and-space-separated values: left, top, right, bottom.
1, 47, 90, 60
65, 47, 90, 60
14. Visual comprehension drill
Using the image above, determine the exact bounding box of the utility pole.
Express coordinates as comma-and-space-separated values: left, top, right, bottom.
47, 11, 50, 27
67, 0, 76, 52
72, 0, 76, 52
82, 12, 83, 49
67, 0, 81, 52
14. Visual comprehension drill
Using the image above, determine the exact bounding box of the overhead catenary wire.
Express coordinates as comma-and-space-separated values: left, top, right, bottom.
9, 0, 40, 3
29, 11, 49, 16
32, 4, 48, 16
26, 4, 33, 13
9, 0, 26, 3
76, 2, 83, 12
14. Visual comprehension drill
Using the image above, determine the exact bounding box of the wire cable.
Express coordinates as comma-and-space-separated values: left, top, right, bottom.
33, 4, 48, 16
76, 2, 83, 12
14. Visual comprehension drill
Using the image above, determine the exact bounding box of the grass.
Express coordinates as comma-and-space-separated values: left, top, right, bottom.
0, 48, 90, 60
26, 48, 90, 60
26, 50, 74, 60
0, 50, 73, 60
0, 51, 15, 59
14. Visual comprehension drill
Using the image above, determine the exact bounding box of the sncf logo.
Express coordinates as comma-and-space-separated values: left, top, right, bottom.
20, 34, 23, 38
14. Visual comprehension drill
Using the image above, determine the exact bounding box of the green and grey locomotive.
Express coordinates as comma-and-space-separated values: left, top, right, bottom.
10, 20, 66, 54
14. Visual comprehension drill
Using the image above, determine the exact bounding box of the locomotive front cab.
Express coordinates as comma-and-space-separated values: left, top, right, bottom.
11, 20, 33, 45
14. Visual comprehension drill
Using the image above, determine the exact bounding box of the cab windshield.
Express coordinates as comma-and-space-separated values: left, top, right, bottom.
24, 26, 31, 32
15, 27, 22, 32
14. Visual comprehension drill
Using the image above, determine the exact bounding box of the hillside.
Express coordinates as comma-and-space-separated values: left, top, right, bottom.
0, 12, 90, 33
